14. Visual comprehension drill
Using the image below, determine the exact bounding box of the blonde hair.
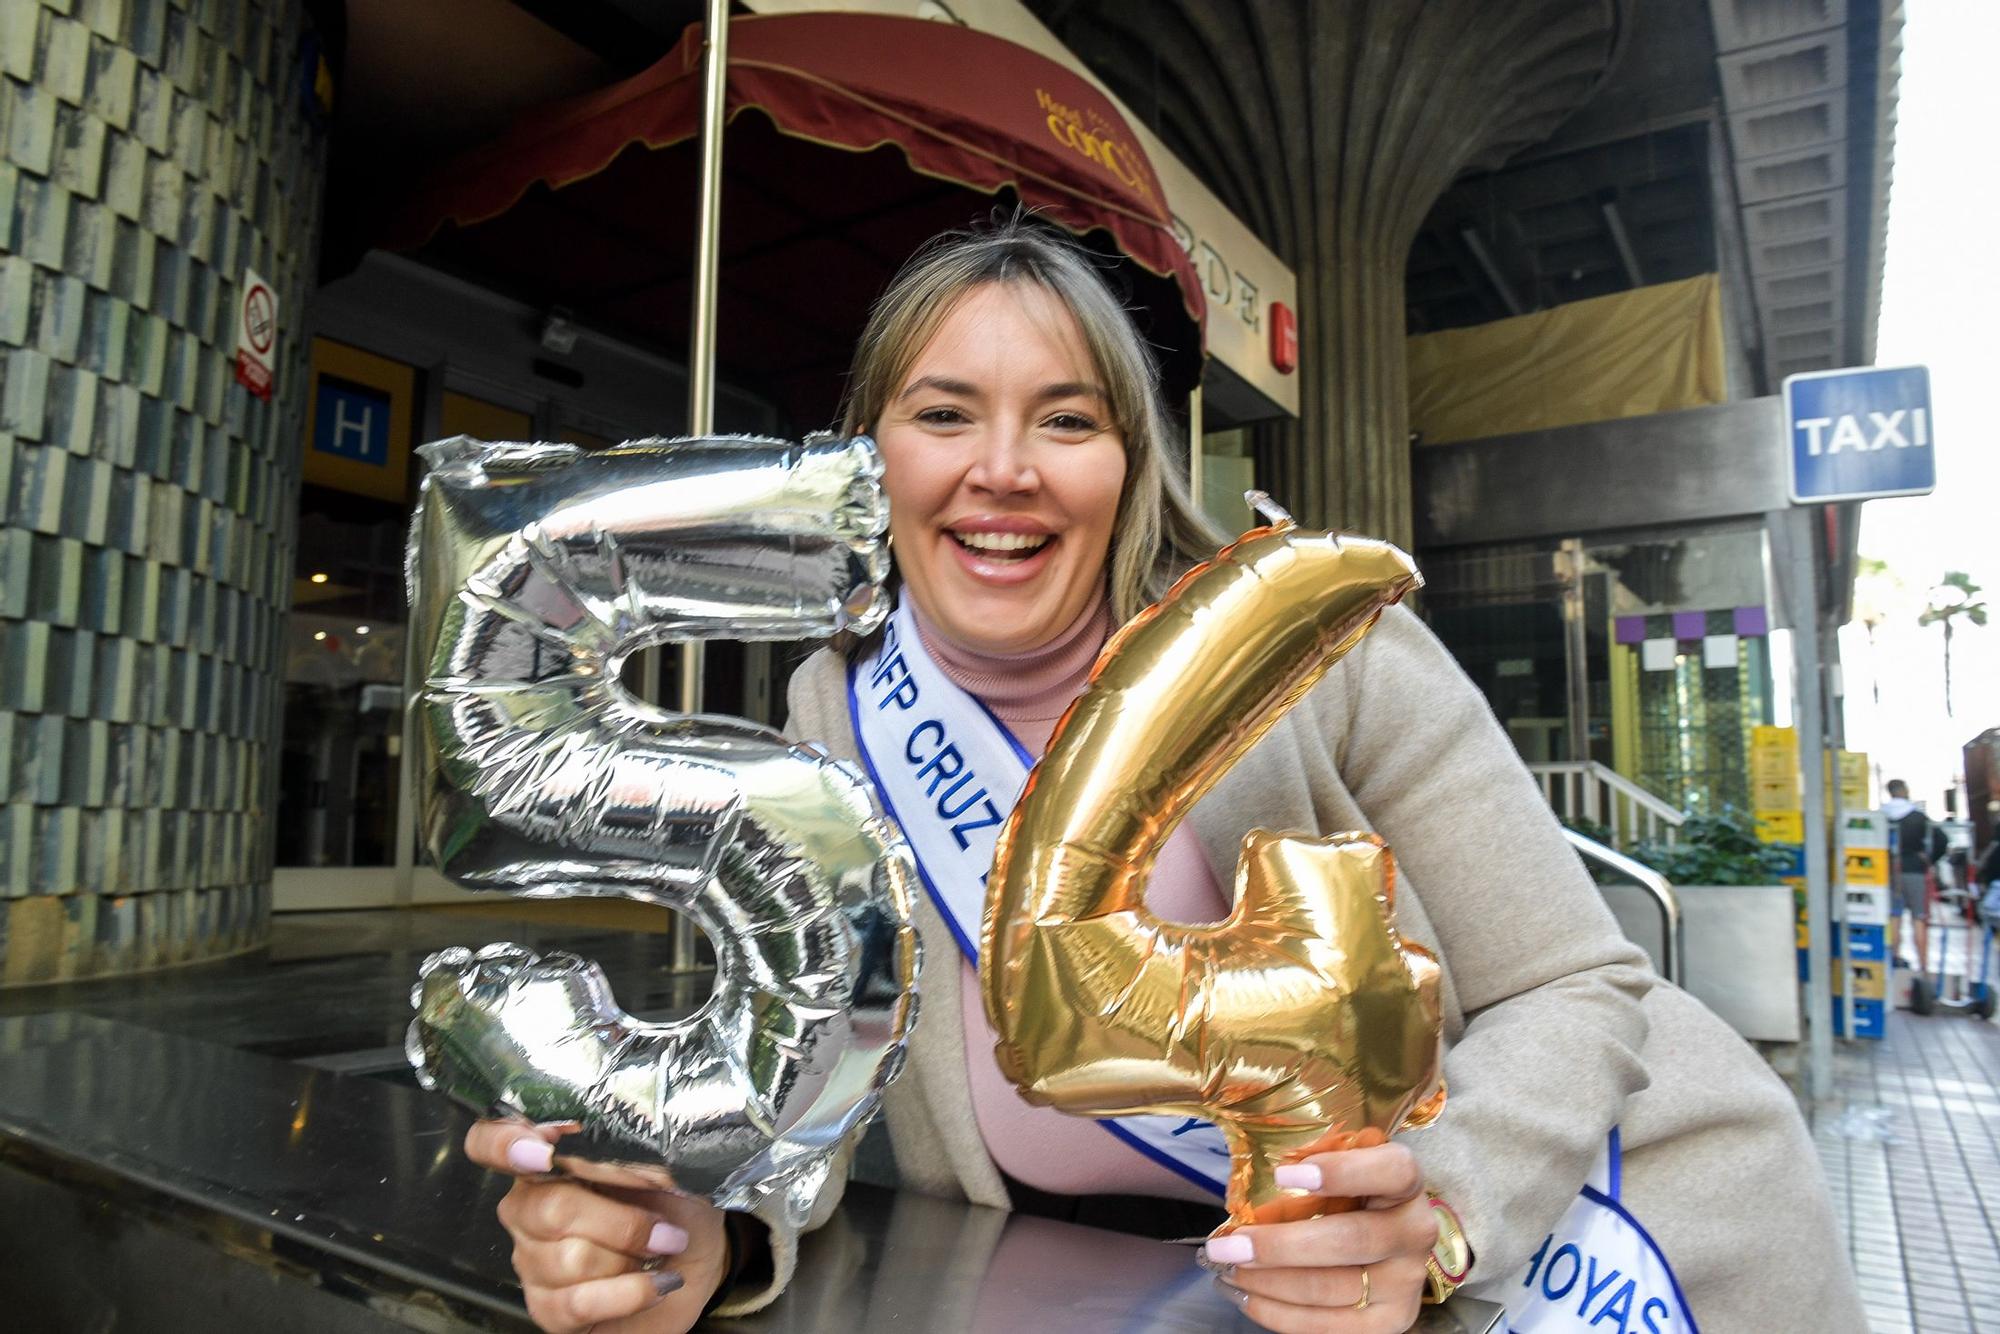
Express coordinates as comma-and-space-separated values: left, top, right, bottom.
839, 220, 1224, 627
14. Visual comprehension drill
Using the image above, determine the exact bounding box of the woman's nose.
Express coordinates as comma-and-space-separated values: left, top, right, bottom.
965, 425, 1039, 495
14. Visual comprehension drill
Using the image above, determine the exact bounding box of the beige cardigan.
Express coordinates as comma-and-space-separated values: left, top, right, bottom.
728, 604, 1863, 1331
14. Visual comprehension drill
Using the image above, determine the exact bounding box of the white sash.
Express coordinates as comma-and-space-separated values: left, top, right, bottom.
1501, 1130, 1698, 1333
848, 600, 1232, 1197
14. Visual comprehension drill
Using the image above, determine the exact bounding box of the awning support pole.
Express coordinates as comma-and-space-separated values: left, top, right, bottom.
1781, 506, 1836, 1104
674, 0, 731, 975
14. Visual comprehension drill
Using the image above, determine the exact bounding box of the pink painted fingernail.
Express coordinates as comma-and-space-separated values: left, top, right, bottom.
646, 1221, 689, 1256
1274, 1163, 1322, 1191
1204, 1234, 1254, 1265
506, 1137, 554, 1174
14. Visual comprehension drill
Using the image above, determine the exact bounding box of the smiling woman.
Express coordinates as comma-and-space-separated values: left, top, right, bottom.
463, 221, 1865, 1334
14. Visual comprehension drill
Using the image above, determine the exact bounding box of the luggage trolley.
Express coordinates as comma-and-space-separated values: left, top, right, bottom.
1909, 873, 1997, 1019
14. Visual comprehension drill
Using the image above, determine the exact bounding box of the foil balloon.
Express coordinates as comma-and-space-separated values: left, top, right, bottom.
981, 514, 1444, 1231
404, 433, 920, 1227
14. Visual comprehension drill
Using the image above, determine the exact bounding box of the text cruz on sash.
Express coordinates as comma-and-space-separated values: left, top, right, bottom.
866, 618, 1007, 850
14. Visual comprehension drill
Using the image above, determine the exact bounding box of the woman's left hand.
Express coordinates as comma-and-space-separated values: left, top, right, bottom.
1200, 1142, 1440, 1333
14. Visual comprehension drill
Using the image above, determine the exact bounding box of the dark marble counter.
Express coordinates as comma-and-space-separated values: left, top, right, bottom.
0, 1008, 1500, 1333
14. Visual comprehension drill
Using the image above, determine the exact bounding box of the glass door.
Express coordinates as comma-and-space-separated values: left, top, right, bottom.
1424, 521, 1777, 820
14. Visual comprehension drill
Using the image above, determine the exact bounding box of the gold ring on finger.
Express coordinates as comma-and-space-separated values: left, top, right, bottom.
1352, 1266, 1372, 1311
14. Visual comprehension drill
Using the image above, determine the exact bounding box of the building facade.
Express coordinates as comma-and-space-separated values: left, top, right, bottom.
0, 0, 1896, 977
2, 0, 329, 981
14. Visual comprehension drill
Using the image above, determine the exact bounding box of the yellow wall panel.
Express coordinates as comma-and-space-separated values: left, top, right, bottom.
1408, 274, 1726, 446
441, 392, 535, 443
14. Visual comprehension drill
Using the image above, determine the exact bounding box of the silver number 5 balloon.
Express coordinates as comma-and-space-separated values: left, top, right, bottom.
403, 434, 920, 1227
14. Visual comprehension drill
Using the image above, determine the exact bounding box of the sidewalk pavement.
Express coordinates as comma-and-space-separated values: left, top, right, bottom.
1815, 1007, 2000, 1333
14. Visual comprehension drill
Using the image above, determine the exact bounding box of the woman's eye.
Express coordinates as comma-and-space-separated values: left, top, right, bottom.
1044, 412, 1101, 434
915, 406, 969, 426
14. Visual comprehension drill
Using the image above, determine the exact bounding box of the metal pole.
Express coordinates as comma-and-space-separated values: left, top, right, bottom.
671, 0, 730, 975
683, 0, 728, 720
1786, 507, 1835, 1104
1188, 386, 1204, 509
394, 624, 419, 908
1559, 539, 1591, 765
1829, 662, 1854, 1047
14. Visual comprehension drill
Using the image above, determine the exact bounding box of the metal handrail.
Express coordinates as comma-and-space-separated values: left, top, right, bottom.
1530, 761, 1685, 847
1562, 828, 1684, 988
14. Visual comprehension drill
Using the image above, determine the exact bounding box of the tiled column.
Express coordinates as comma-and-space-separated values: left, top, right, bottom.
1, 0, 326, 983
1033, 0, 1623, 550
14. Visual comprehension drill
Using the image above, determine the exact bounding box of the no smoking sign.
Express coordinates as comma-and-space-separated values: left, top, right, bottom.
234, 268, 278, 400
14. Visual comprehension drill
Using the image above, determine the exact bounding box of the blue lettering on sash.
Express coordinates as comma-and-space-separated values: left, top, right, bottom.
1578, 1255, 1622, 1323
1167, 1117, 1230, 1156
901, 719, 1004, 851
870, 650, 918, 711
869, 621, 919, 710
906, 720, 944, 763
1525, 1233, 1552, 1286
916, 742, 964, 793
946, 798, 1002, 849
1523, 1232, 1675, 1332
1543, 1244, 1582, 1301
1593, 1278, 1636, 1330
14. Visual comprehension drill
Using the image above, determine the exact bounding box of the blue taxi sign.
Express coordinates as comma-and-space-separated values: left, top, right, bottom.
1785, 365, 1935, 504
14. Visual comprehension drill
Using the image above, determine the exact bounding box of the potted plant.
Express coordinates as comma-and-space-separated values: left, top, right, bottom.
1628, 810, 1798, 887
1592, 809, 1802, 1042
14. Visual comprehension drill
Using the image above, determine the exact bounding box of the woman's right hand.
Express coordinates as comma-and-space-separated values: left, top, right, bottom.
466, 1119, 732, 1333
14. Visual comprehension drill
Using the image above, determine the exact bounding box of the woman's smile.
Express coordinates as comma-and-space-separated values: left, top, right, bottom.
942, 515, 1058, 583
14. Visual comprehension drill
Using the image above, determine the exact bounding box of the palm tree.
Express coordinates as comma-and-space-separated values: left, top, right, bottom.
1918, 571, 1988, 717
1853, 554, 1906, 706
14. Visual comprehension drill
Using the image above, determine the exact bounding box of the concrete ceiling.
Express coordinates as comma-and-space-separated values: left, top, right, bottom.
1404, 0, 1899, 399
335, 0, 619, 157
330, 0, 1896, 403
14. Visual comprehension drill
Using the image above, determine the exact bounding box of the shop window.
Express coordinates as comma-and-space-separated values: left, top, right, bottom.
1199, 427, 1256, 533
277, 340, 422, 869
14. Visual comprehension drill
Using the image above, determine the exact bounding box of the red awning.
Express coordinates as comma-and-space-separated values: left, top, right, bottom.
384, 13, 1205, 426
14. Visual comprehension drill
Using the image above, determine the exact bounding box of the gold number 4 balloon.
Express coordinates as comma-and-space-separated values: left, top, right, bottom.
404, 434, 921, 1227
981, 517, 1446, 1229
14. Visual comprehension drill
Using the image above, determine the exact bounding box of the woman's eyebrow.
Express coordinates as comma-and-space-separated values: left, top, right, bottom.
898, 374, 980, 401
1033, 381, 1109, 405
896, 376, 1108, 404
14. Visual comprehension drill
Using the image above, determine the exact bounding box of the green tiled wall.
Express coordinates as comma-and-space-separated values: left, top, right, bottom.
0, 0, 322, 983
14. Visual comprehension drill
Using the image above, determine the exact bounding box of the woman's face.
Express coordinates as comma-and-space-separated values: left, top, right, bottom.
875, 282, 1127, 655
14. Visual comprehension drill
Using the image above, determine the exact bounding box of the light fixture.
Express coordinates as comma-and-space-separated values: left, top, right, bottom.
540, 306, 579, 355
313, 630, 327, 641
309, 572, 329, 584
355, 625, 371, 635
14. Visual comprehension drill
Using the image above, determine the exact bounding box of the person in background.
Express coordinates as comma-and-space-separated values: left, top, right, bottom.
1974, 836, 2000, 928
1884, 779, 1948, 973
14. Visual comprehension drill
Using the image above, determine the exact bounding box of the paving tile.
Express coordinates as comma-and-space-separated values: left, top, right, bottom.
1815, 1008, 2000, 1331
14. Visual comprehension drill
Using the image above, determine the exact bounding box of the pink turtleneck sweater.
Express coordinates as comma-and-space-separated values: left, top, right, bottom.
910, 598, 1231, 1205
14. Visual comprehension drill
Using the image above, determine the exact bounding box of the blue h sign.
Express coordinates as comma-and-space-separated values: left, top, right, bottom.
313, 374, 392, 467
1785, 365, 1935, 504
